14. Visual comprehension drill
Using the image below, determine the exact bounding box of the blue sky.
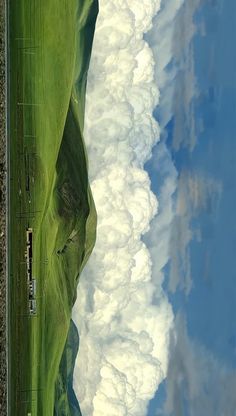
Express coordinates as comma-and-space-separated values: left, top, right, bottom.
146, 0, 236, 414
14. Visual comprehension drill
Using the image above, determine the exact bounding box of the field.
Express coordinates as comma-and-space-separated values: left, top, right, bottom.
8, 0, 98, 415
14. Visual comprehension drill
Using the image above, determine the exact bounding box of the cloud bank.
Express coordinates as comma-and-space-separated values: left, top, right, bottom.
71, 0, 184, 415
144, 0, 210, 299
72, 0, 206, 413
142, 0, 202, 303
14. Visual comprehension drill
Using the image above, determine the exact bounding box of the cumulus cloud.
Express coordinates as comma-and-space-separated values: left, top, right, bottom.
147, 0, 202, 150
143, 141, 178, 294
71, 0, 186, 415
144, 0, 223, 298
157, 313, 236, 416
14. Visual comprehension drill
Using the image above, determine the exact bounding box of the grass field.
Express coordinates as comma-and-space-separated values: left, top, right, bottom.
8, 0, 98, 415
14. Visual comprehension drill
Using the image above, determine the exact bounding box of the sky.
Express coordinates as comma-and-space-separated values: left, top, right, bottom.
146, 0, 236, 414
72, 0, 236, 415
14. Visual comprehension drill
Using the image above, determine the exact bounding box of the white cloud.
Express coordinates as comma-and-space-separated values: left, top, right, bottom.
147, 0, 202, 149
143, 141, 178, 293
71, 0, 184, 415
144, 0, 222, 297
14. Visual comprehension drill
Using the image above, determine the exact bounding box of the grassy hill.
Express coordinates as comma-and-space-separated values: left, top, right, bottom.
8, 1, 98, 415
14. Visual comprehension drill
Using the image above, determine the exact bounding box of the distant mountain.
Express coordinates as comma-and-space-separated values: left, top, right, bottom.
54, 320, 82, 416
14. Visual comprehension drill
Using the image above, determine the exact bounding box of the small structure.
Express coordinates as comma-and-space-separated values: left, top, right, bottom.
26, 228, 37, 315
29, 279, 36, 299
29, 299, 36, 315
26, 227, 33, 245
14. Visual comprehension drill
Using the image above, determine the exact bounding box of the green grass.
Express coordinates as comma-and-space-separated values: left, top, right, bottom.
8, 1, 98, 415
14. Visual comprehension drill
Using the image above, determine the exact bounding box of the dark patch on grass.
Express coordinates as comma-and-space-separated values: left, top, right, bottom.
57, 180, 82, 219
